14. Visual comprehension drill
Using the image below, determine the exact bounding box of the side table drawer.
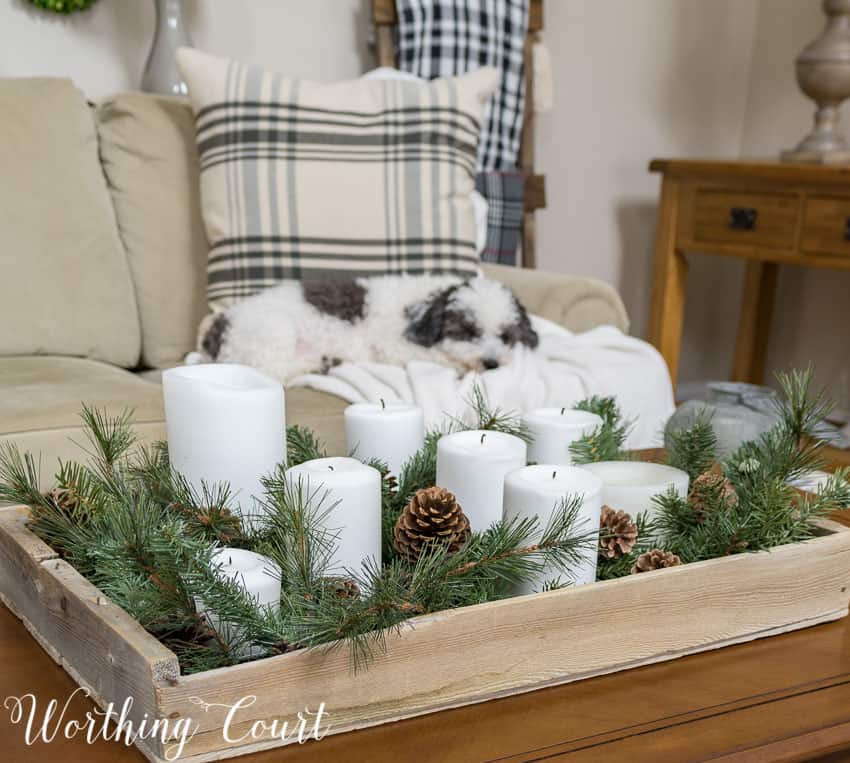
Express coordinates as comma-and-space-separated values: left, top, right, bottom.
802, 196, 850, 257
691, 189, 799, 250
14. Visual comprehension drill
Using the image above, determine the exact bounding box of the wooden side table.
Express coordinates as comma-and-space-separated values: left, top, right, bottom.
648, 159, 850, 389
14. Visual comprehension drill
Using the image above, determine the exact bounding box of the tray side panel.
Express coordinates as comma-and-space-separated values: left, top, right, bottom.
0, 507, 180, 761
159, 528, 850, 760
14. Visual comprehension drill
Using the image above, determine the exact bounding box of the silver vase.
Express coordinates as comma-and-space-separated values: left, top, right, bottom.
141, 0, 192, 96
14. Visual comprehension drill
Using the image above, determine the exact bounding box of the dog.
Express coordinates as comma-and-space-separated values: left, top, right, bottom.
195, 274, 539, 383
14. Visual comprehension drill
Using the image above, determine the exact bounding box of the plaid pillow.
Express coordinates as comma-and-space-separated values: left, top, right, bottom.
475, 172, 525, 266
396, 0, 529, 171
176, 48, 498, 307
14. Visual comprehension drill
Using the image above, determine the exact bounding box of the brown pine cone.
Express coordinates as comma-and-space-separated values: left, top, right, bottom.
630, 548, 682, 574
393, 486, 470, 562
599, 505, 638, 559
44, 486, 83, 517
688, 471, 738, 523
323, 577, 361, 600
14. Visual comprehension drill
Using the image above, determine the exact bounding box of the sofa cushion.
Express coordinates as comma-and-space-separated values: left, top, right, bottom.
0, 78, 141, 368
0, 356, 165, 488
96, 93, 210, 369
0, 356, 347, 488
176, 48, 497, 307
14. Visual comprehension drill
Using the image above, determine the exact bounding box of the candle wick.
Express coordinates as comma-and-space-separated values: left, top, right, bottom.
380, 398, 386, 410
480, 433, 486, 444
228, 556, 232, 565
552, 471, 557, 479
560, 407, 566, 415
328, 465, 334, 471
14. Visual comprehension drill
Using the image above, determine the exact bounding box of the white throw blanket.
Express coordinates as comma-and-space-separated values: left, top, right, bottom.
292, 316, 674, 449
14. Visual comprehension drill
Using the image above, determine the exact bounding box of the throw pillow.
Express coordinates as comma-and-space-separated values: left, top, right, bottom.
176, 48, 498, 307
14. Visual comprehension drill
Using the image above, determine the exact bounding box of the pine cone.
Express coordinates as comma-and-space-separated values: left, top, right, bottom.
393, 486, 470, 562
688, 472, 738, 523
44, 486, 83, 517
630, 548, 682, 574
599, 505, 638, 559
323, 577, 361, 600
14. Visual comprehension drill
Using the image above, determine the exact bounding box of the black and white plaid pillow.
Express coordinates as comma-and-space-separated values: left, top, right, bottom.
396, 0, 529, 171
177, 48, 498, 307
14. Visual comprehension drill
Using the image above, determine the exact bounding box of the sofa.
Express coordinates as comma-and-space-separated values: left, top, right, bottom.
0, 78, 629, 487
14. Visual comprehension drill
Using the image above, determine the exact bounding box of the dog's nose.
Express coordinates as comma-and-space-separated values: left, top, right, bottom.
482, 358, 499, 370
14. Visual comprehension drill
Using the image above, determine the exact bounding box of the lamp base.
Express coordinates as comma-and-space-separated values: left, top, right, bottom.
781, 146, 850, 164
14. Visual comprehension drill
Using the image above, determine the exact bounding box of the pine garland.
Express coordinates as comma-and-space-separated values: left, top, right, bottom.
654, 368, 850, 563
0, 389, 590, 674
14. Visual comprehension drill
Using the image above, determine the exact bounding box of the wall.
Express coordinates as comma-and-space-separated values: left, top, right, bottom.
739, 0, 849, 410
535, 0, 760, 390
0, 0, 837, 402
0, 0, 370, 95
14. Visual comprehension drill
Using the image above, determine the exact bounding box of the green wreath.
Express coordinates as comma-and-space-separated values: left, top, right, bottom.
28, 0, 97, 12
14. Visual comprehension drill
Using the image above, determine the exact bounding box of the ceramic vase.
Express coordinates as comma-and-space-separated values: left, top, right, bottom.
141, 0, 192, 96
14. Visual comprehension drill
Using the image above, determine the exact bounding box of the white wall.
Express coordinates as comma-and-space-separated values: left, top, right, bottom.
0, 0, 839, 403
0, 0, 370, 96
535, 0, 760, 387
738, 0, 850, 409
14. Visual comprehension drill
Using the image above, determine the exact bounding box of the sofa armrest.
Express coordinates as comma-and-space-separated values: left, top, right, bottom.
481, 263, 630, 334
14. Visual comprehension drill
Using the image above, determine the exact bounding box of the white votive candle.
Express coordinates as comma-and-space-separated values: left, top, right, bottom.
344, 400, 425, 477
204, 547, 282, 657
284, 457, 382, 575
523, 408, 604, 466
503, 465, 603, 592
162, 364, 286, 525
578, 461, 690, 521
436, 430, 527, 532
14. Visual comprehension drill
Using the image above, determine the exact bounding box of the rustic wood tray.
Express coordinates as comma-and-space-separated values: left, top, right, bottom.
1, 503, 849, 763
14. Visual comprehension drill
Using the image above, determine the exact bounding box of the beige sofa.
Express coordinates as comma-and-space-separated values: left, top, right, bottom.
0, 78, 629, 484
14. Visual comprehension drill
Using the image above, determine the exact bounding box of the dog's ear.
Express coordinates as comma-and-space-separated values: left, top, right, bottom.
200, 311, 230, 359
512, 296, 539, 348
404, 285, 458, 347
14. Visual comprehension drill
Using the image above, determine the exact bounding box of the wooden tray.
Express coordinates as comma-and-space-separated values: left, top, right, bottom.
1, 503, 849, 763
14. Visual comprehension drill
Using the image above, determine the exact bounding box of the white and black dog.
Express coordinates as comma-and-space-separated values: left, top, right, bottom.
195, 275, 539, 383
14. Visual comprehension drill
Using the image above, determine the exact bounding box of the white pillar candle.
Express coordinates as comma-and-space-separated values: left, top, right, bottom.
578, 461, 690, 521
503, 465, 603, 592
344, 400, 425, 477
204, 547, 281, 657
210, 547, 282, 610
162, 364, 286, 526
436, 430, 527, 532
284, 457, 382, 575
523, 408, 604, 466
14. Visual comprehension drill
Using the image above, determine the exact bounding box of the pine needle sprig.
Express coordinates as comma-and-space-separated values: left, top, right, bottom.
569, 395, 631, 464
463, 384, 531, 442
286, 425, 327, 466
0, 442, 44, 507
78, 405, 137, 474
665, 410, 717, 481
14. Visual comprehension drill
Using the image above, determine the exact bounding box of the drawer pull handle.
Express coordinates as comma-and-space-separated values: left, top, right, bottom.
844, 218, 850, 242
729, 207, 758, 231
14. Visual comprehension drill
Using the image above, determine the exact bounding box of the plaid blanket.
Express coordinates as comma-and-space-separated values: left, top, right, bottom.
396, 0, 529, 171
475, 171, 525, 266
